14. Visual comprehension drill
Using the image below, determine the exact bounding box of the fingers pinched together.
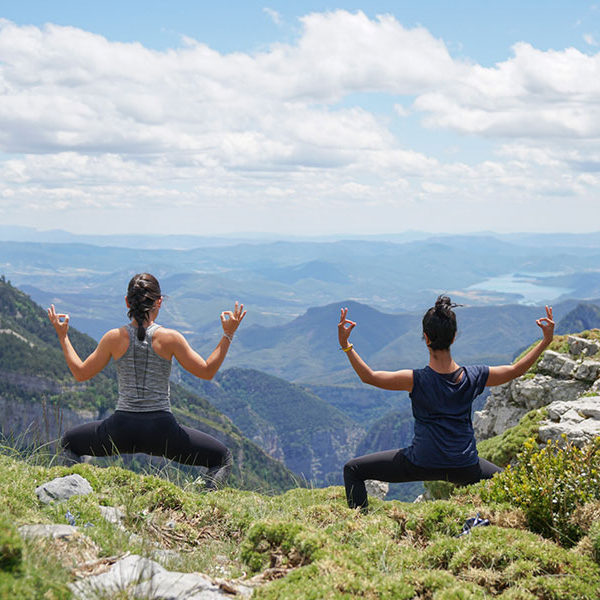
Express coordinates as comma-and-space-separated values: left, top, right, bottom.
221, 301, 247, 337
536, 305, 555, 343
338, 307, 356, 348
47, 304, 70, 339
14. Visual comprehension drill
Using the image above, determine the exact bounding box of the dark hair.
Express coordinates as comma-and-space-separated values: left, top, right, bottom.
422, 295, 460, 351
127, 273, 161, 341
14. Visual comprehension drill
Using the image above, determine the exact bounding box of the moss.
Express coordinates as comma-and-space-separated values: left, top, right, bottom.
0, 513, 23, 573
241, 519, 325, 572
1, 448, 600, 598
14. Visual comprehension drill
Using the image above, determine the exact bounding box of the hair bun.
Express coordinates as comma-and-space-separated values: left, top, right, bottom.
435, 295, 452, 312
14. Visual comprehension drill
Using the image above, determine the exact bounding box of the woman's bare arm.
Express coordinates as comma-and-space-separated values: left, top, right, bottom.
167, 302, 246, 380
338, 307, 413, 391
47, 304, 117, 381
486, 305, 555, 387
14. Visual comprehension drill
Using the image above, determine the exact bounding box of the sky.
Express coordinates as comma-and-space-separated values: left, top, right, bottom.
1, 1, 599, 236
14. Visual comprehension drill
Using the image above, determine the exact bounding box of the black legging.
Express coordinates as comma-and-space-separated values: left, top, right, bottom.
344, 448, 502, 509
61, 410, 232, 487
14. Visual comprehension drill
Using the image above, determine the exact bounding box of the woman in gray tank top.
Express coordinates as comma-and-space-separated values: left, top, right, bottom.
48, 273, 246, 489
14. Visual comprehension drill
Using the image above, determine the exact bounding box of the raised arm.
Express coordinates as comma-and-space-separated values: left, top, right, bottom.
48, 304, 116, 381
486, 305, 555, 387
338, 307, 413, 392
168, 302, 246, 380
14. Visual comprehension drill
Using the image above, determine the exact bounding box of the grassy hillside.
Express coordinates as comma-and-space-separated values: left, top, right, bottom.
2, 443, 600, 598
0, 278, 298, 493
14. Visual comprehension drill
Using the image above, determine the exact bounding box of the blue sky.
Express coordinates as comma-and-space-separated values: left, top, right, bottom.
0, 1, 599, 235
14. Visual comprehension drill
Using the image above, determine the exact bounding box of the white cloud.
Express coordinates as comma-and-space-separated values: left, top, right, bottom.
415, 43, 600, 139
584, 33, 599, 46
263, 7, 282, 25
0, 13, 599, 234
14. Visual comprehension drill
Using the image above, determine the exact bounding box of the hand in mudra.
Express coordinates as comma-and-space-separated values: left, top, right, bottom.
47, 304, 70, 339
338, 307, 356, 349
536, 305, 555, 344
221, 302, 246, 337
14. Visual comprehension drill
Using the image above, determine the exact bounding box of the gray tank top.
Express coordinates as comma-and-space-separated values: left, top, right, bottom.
115, 323, 172, 412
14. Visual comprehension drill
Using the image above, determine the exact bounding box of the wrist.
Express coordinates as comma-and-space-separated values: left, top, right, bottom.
222, 332, 234, 343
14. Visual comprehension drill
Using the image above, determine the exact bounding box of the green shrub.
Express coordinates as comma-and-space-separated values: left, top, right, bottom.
481, 437, 600, 546
0, 513, 22, 573
590, 521, 600, 565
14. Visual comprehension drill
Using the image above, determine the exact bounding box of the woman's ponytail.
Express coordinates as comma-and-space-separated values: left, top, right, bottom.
126, 273, 162, 341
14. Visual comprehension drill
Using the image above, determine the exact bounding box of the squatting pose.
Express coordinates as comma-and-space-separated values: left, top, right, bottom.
338, 295, 554, 509
48, 273, 245, 488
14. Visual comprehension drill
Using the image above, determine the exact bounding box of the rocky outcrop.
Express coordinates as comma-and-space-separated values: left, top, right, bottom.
474, 334, 600, 445
538, 397, 600, 447
23, 474, 252, 599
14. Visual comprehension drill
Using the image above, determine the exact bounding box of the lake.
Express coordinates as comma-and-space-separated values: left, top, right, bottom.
466, 273, 573, 305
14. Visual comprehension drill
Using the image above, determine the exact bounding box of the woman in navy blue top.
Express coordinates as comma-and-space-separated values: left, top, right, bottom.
339, 295, 555, 509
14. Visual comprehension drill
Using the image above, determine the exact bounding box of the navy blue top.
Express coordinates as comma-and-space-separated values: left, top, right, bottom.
405, 364, 489, 468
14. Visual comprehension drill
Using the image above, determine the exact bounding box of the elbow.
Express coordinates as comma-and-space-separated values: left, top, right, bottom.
359, 372, 375, 385
72, 371, 88, 383
197, 367, 217, 381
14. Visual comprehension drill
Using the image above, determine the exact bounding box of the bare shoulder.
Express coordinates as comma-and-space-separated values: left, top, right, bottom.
151, 326, 188, 360
153, 326, 184, 343
102, 327, 128, 343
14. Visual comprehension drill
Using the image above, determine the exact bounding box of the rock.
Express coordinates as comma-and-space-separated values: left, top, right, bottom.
70, 554, 164, 599
365, 479, 389, 500
35, 474, 93, 504
474, 375, 589, 440
413, 489, 433, 503
19, 524, 79, 540
568, 335, 600, 357
573, 359, 600, 382
538, 351, 576, 378
133, 570, 249, 599
99, 505, 125, 524
70, 554, 252, 599
539, 397, 600, 447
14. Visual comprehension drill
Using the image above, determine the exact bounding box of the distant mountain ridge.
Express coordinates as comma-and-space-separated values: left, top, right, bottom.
233, 298, 594, 383
3, 234, 600, 343
556, 302, 600, 334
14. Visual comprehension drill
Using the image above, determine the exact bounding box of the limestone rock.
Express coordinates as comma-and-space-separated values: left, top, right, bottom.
133, 570, 251, 599
70, 554, 165, 599
69, 554, 251, 599
19, 524, 79, 540
99, 505, 125, 525
539, 397, 600, 447
538, 351, 577, 378
365, 479, 389, 501
573, 359, 600, 382
474, 375, 588, 440
568, 335, 600, 357
35, 474, 93, 504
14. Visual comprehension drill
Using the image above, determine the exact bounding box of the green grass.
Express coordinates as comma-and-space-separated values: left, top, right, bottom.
1, 447, 600, 599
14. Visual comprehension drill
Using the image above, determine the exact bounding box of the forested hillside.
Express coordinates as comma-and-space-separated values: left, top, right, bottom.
177, 367, 364, 485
